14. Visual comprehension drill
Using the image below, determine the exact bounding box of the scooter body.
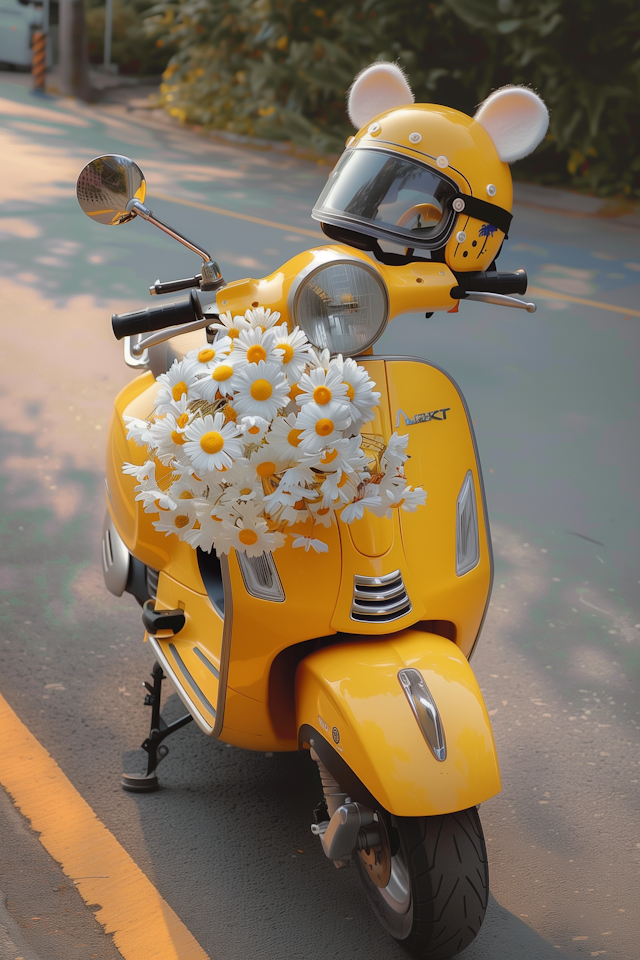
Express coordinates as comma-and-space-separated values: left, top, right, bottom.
105, 266, 498, 812
84, 58, 551, 958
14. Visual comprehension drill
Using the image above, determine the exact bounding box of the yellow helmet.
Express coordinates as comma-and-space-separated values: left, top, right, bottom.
313, 62, 549, 273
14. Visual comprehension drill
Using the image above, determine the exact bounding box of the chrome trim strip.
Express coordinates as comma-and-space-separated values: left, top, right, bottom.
169, 642, 217, 717
147, 634, 214, 736
398, 668, 446, 762
354, 570, 401, 587
353, 582, 406, 602
352, 595, 412, 616
193, 646, 220, 679
455, 469, 480, 577
370, 355, 494, 659
211, 554, 233, 739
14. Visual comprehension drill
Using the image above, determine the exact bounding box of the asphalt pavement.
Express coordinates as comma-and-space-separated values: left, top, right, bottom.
0, 77, 639, 960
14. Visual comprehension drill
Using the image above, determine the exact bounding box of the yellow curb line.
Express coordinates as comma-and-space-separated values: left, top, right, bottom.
148, 196, 639, 319
151, 191, 325, 240
0, 692, 210, 960
529, 285, 640, 318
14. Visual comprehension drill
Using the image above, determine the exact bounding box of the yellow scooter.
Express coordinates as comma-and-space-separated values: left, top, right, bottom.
78, 62, 548, 958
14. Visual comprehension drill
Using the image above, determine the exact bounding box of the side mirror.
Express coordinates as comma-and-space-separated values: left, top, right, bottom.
76, 155, 146, 225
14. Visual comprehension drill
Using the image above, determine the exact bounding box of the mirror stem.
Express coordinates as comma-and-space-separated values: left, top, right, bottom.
126, 199, 224, 291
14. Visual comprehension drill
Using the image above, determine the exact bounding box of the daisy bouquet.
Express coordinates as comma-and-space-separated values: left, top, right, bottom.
123, 306, 426, 557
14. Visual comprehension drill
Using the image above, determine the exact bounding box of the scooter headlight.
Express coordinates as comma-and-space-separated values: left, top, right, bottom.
289, 253, 388, 357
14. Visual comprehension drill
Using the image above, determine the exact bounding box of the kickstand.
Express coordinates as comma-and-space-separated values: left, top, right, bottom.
122, 660, 193, 793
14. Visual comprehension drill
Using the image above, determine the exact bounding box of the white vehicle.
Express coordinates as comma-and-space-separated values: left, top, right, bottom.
0, 0, 44, 68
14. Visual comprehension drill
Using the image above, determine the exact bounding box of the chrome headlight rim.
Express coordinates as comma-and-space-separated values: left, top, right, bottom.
287, 249, 389, 358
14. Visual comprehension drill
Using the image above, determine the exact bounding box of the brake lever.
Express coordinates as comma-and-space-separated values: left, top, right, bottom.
464, 291, 536, 313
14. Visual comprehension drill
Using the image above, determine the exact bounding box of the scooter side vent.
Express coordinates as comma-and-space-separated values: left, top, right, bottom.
236, 551, 285, 603
351, 570, 412, 623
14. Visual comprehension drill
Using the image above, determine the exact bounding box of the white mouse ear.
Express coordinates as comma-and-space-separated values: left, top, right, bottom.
347, 61, 414, 129
474, 86, 549, 163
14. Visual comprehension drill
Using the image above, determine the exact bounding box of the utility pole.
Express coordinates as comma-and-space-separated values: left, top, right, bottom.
58, 0, 92, 100
104, 0, 115, 73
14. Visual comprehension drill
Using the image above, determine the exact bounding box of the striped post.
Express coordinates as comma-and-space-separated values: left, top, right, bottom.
32, 30, 46, 93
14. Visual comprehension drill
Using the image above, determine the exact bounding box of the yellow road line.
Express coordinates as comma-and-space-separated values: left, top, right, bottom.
0, 692, 210, 960
529, 285, 640, 318
151, 191, 325, 240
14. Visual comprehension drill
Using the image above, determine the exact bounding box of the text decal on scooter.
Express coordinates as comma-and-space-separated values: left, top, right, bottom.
396, 407, 451, 427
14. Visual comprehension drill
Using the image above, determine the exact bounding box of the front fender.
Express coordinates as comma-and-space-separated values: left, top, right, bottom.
296, 630, 500, 817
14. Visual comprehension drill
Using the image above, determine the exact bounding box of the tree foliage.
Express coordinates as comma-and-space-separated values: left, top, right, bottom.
145, 0, 640, 197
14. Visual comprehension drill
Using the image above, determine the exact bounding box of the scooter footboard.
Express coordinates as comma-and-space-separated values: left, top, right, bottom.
296, 630, 500, 817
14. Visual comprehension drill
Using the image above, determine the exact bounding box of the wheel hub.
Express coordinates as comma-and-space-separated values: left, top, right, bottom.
357, 815, 391, 888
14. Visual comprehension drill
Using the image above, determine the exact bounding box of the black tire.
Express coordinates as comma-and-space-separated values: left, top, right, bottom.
354, 807, 488, 959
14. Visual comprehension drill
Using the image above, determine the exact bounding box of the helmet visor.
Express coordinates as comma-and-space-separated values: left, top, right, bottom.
313, 148, 459, 249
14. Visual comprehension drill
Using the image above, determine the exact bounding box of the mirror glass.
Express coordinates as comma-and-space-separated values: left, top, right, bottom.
76, 155, 146, 225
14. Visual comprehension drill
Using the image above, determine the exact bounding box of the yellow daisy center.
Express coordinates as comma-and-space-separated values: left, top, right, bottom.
337, 472, 349, 487
228, 327, 240, 339
251, 379, 273, 401
289, 383, 303, 401
178, 491, 194, 499
315, 418, 334, 437
198, 348, 215, 363
248, 425, 260, 435
175, 515, 190, 528
171, 430, 186, 445
200, 431, 224, 454
344, 382, 355, 401
172, 381, 188, 401
239, 529, 258, 545
320, 448, 339, 464
317, 507, 331, 516
212, 365, 234, 382
287, 428, 303, 447
177, 413, 189, 428
240, 487, 252, 495
313, 385, 332, 405
224, 404, 237, 422
294, 500, 306, 510
246, 344, 267, 364
256, 461, 276, 478
278, 343, 294, 364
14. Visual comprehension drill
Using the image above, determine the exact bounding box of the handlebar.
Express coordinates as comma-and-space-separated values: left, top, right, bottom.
451, 268, 527, 299
150, 275, 202, 296
112, 289, 203, 341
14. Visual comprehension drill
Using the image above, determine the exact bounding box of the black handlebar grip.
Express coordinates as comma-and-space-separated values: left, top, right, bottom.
451, 268, 528, 298
111, 289, 203, 341
150, 275, 202, 296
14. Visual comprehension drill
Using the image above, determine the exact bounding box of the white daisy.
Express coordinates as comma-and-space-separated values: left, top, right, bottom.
122, 460, 157, 484
272, 325, 312, 384
340, 485, 383, 523
190, 357, 239, 401
230, 327, 282, 369
243, 306, 281, 331
277, 464, 315, 491
183, 412, 244, 473
182, 337, 232, 378
292, 536, 329, 554
339, 357, 381, 424
304, 435, 368, 475
296, 364, 349, 410
209, 310, 251, 340
238, 415, 270, 443
221, 461, 262, 501
318, 469, 358, 508
307, 346, 331, 371
152, 505, 197, 537
148, 410, 193, 464
264, 414, 304, 461
155, 359, 199, 414
123, 415, 153, 447
248, 447, 289, 486
226, 517, 286, 557
296, 401, 352, 454
308, 500, 334, 528
382, 432, 410, 469
233, 360, 290, 420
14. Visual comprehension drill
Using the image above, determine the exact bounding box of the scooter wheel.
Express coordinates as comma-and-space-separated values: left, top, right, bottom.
354, 806, 488, 959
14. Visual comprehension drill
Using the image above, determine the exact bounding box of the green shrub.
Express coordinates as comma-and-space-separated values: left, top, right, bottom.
86, 0, 175, 75
146, 0, 640, 197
